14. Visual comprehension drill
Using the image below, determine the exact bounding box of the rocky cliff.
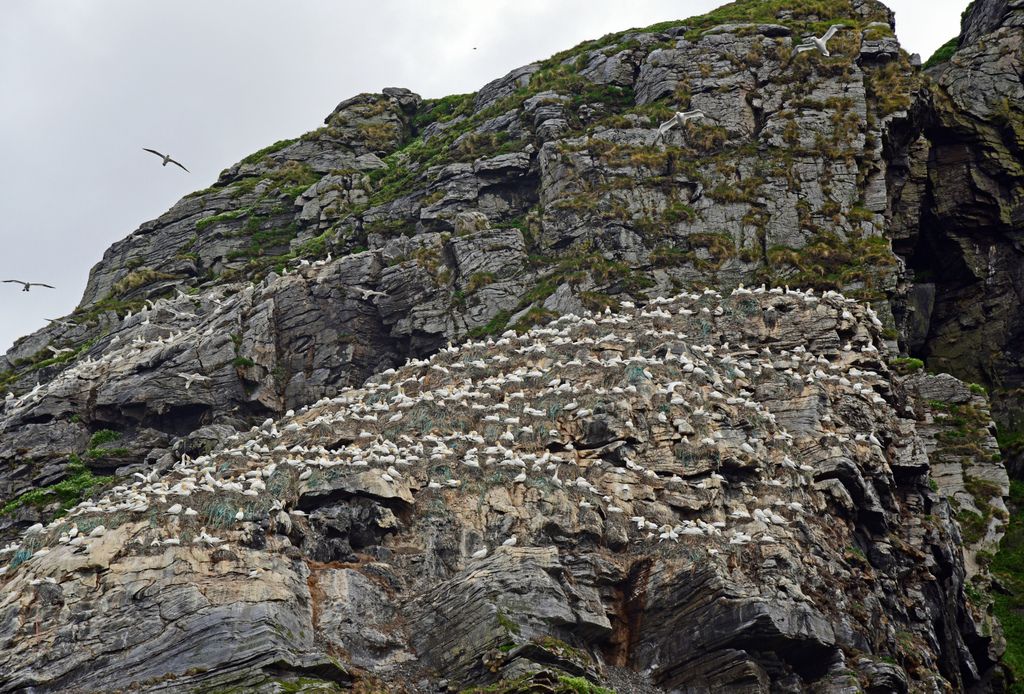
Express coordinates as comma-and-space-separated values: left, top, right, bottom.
1, 0, 1022, 691
896, 0, 1024, 473
0, 290, 1009, 692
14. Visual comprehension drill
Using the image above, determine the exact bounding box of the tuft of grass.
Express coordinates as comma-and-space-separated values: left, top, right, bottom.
889, 357, 925, 375
468, 311, 512, 339
196, 209, 248, 231
239, 138, 298, 166
412, 93, 475, 130
111, 268, 178, 297
466, 272, 497, 292
765, 234, 895, 300
495, 609, 521, 636
556, 676, 616, 694
1, 457, 113, 518
923, 36, 960, 69
88, 429, 121, 449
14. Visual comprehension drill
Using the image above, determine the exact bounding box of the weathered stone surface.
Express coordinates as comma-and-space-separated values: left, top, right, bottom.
0, 0, 1019, 690
476, 63, 541, 111
893, 0, 1024, 439
0, 291, 1007, 692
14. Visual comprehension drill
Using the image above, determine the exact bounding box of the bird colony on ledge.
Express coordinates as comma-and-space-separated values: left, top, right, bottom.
0, 284, 1004, 691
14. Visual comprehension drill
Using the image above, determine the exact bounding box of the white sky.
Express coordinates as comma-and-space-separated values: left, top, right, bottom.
0, 0, 969, 353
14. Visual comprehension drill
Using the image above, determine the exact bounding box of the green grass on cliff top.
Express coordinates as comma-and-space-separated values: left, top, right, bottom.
923, 36, 960, 69
547, 0, 882, 62
993, 479, 1024, 692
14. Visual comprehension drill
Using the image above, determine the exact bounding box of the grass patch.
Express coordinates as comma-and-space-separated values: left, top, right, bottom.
957, 476, 1006, 545
466, 272, 497, 292
239, 138, 298, 166
468, 311, 512, 339
88, 429, 121, 448
1, 457, 113, 518
865, 59, 915, 116
555, 676, 615, 694
196, 208, 248, 231
923, 36, 960, 69
993, 480, 1024, 690
412, 93, 475, 130
890, 357, 924, 375
111, 268, 178, 297
765, 234, 895, 299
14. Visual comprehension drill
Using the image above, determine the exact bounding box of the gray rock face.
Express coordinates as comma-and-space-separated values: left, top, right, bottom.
476, 63, 541, 111
961, 0, 1024, 46
0, 291, 1005, 692
890, 0, 1024, 441
0, 0, 1018, 690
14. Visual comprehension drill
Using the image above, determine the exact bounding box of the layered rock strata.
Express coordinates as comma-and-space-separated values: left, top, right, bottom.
0, 289, 1007, 691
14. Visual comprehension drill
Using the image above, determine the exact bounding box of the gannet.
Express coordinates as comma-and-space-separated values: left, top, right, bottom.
656, 110, 706, 141
4, 280, 55, 292
352, 286, 388, 300
142, 148, 190, 172
178, 372, 211, 389
793, 25, 844, 57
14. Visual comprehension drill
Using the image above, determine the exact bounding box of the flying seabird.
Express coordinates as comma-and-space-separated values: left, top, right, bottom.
4, 280, 55, 292
793, 25, 843, 57
655, 109, 706, 141
352, 286, 388, 300
178, 372, 211, 389
142, 148, 190, 172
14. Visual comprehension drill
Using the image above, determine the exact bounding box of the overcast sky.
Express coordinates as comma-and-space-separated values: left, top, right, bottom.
0, 0, 969, 353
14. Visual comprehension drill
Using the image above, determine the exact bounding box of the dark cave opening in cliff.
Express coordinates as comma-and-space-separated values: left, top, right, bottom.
894, 210, 981, 361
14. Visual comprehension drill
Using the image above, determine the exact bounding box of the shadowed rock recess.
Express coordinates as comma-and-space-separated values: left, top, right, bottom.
0, 0, 1022, 691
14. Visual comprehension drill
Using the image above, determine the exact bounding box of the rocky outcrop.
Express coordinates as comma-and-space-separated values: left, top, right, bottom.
0, 0, 1020, 690
961, 0, 1023, 46
892, 0, 1024, 457
0, 290, 1007, 691
1, 0, 926, 522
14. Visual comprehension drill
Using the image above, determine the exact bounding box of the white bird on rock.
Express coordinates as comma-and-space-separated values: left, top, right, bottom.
178, 372, 211, 389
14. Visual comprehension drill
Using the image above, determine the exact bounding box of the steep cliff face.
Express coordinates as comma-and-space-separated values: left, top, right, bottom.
0, 0, 1020, 691
893, 0, 1024, 467
1, 0, 924, 518
0, 291, 1008, 692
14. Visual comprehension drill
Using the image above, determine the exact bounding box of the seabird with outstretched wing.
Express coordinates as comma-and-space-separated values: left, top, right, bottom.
143, 148, 190, 172
4, 280, 55, 292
